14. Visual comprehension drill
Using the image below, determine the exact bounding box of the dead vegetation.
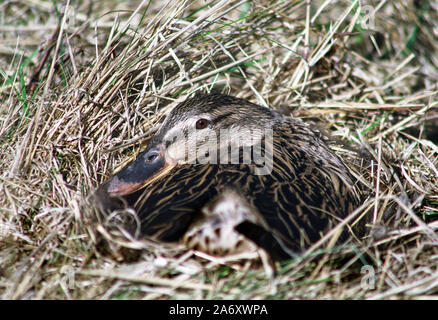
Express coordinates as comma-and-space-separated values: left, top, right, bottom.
0, 0, 437, 299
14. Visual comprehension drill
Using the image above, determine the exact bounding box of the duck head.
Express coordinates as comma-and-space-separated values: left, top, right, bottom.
103, 93, 280, 198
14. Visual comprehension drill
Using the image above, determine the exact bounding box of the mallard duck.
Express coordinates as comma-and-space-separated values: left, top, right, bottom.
92, 93, 361, 260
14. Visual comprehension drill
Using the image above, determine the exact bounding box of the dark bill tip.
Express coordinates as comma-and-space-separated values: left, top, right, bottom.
107, 176, 145, 197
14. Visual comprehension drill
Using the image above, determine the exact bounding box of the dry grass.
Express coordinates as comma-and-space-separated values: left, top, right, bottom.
0, 0, 438, 299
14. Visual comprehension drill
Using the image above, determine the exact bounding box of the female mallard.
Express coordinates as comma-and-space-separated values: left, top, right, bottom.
92, 93, 361, 260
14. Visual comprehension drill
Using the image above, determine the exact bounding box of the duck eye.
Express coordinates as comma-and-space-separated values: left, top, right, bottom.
195, 118, 209, 130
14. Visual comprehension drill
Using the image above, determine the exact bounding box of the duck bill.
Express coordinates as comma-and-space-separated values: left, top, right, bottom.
104, 145, 174, 197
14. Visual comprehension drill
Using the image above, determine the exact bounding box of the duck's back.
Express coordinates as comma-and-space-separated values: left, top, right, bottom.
209, 118, 360, 258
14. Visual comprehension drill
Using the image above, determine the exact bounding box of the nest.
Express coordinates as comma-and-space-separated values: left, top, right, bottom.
0, 0, 437, 299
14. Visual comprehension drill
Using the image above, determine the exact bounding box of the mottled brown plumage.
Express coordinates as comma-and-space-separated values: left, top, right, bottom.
92, 93, 361, 260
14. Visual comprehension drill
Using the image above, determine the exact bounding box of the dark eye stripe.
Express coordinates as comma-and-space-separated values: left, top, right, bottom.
211, 112, 233, 125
